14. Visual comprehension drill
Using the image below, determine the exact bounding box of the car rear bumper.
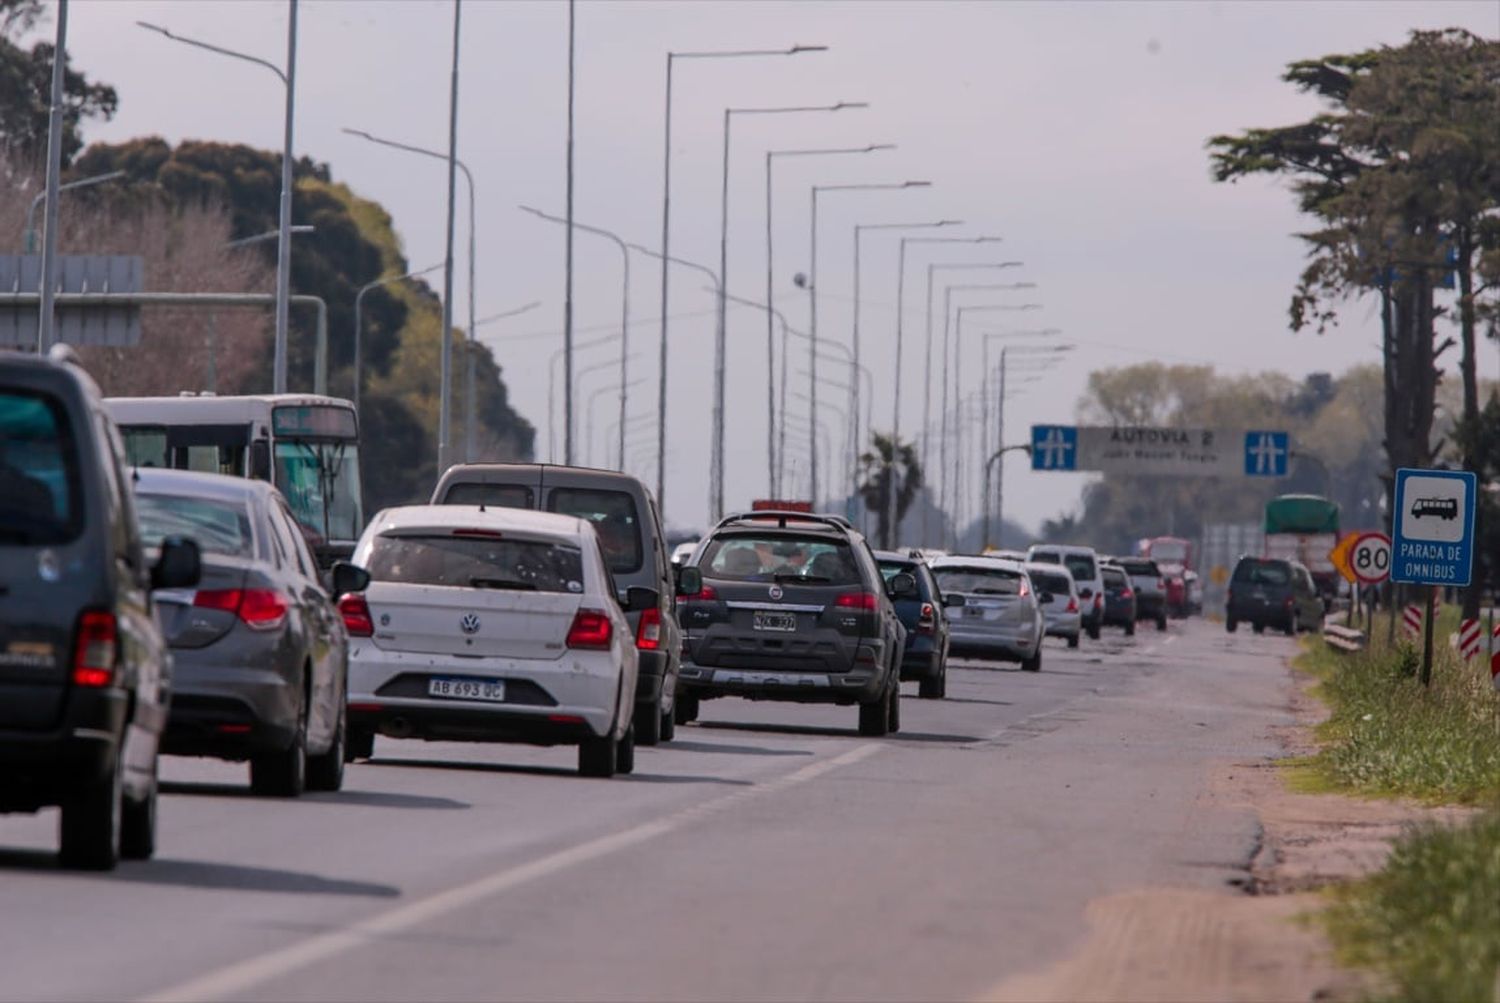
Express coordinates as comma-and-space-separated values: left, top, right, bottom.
0, 688, 129, 813
677, 658, 887, 704
1042, 612, 1081, 638
949, 623, 1039, 662
162, 658, 300, 759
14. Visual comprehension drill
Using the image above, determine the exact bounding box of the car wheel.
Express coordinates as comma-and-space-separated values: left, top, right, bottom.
673, 693, 699, 726
659, 704, 676, 742
1226, 618, 1237, 633
938, 665, 948, 699
1284, 618, 1297, 637
346, 726, 375, 763
1022, 646, 1042, 672
634, 701, 663, 747
1086, 624, 1101, 641
251, 697, 307, 798
615, 724, 636, 775
120, 762, 157, 862
1067, 634, 1080, 649
59, 753, 121, 871
1125, 620, 1136, 637
918, 674, 942, 699
887, 680, 902, 733
578, 733, 617, 777
1157, 615, 1168, 631
858, 688, 891, 737
307, 703, 346, 793
1252, 622, 1265, 635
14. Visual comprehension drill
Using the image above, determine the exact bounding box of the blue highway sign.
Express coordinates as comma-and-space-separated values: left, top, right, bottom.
1391, 467, 1477, 587
1031, 425, 1078, 471
1243, 431, 1289, 477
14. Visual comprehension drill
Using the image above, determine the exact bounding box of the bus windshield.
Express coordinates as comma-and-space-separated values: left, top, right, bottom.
273, 438, 362, 545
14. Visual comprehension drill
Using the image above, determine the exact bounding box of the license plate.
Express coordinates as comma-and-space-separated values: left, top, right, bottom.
753, 611, 798, 632
428, 677, 506, 702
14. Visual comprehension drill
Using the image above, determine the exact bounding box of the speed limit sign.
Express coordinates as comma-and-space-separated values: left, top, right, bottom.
1350, 531, 1392, 585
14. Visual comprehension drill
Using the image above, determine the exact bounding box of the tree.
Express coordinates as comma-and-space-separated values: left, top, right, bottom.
857, 432, 922, 549
0, 1, 117, 165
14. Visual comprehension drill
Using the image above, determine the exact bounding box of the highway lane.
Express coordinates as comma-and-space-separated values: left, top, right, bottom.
0, 619, 1298, 1002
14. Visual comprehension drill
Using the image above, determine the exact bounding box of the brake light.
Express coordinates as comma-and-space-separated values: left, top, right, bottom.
339, 594, 374, 637
566, 608, 613, 649
635, 606, 663, 650
917, 601, 936, 635
193, 589, 288, 631
1018, 580, 1031, 598
835, 591, 879, 611
1158, 578, 1166, 592
1065, 596, 1078, 613
1121, 588, 1134, 599
1093, 594, 1102, 610
680, 584, 718, 602
452, 528, 504, 539
72, 610, 117, 687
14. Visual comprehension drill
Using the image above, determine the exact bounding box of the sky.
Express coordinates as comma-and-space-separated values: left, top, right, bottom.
58, 0, 1500, 535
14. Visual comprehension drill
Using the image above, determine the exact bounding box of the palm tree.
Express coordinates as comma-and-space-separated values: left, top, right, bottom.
858, 431, 923, 548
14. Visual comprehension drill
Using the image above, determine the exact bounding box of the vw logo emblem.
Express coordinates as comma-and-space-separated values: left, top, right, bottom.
460, 613, 481, 635
768, 585, 784, 600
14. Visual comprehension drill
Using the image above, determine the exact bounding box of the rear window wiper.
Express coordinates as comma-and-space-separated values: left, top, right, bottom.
468, 577, 538, 591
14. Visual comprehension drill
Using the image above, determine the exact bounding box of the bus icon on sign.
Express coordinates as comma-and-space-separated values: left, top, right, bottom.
1411, 497, 1459, 521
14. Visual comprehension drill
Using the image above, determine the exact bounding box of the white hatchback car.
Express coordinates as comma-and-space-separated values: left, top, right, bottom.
1026, 544, 1106, 641
342, 506, 642, 777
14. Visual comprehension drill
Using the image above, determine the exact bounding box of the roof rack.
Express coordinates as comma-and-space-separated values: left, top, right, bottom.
714, 510, 854, 532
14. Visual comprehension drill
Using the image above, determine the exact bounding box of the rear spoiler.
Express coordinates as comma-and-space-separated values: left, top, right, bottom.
714, 510, 854, 531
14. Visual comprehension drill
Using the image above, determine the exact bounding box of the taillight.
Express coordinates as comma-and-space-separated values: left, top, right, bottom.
1065, 596, 1078, 613
1093, 594, 1102, 610
1158, 578, 1166, 592
193, 589, 288, 630
917, 601, 936, 635
680, 584, 718, 602
635, 606, 663, 650
72, 610, 117, 687
1121, 588, 1134, 599
567, 608, 613, 649
339, 594, 374, 637
1284, 596, 1295, 608
1018, 580, 1031, 598
835, 591, 879, 611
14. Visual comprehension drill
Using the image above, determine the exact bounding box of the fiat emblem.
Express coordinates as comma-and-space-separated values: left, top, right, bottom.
768, 585, 784, 600
460, 613, 481, 635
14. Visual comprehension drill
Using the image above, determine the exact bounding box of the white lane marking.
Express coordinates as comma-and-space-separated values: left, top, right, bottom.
1164, 634, 1178, 645
140, 742, 883, 1003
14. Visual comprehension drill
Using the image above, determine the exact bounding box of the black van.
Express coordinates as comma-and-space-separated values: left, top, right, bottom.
0, 349, 199, 869
431, 464, 682, 745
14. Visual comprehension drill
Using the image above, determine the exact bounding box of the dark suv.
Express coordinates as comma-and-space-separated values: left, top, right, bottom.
874, 550, 957, 699
0, 349, 199, 869
1226, 557, 1323, 636
675, 511, 910, 736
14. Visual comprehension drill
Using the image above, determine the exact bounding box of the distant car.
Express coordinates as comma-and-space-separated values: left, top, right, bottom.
875, 550, 959, 699
1112, 557, 1169, 631
1025, 562, 1081, 649
136, 469, 363, 797
1100, 564, 1137, 635
930, 556, 1044, 671
670, 540, 698, 566
345, 505, 642, 777
431, 463, 681, 746
675, 511, 908, 736
1026, 544, 1105, 640
986, 549, 1028, 563
0, 348, 200, 869
1225, 557, 1323, 636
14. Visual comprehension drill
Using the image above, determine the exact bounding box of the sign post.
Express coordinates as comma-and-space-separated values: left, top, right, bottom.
1391, 468, 1477, 687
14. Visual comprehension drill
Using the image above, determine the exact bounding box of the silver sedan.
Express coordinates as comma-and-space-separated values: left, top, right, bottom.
929, 556, 1045, 672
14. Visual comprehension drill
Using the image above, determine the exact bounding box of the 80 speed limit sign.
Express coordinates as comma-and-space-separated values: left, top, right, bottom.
1350, 531, 1392, 585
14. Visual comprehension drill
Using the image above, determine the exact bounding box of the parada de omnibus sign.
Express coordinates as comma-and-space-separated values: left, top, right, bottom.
1030, 425, 1291, 478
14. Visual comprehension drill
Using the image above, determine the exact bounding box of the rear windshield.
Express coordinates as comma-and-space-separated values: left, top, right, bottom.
1102, 567, 1129, 587
935, 566, 1023, 596
366, 534, 585, 593
702, 534, 861, 585
1029, 571, 1072, 595
0, 389, 82, 545
1233, 560, 1290, 586
136, 492, 254, 557
1117, 559, 1159, 576
548, 488, 642, 575
1063, 555, 1097, 582
442, 482, 536, 510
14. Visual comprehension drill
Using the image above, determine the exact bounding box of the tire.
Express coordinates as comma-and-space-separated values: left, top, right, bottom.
634, 701, 663, 747
1125, 620, 1136, 637
937, 665, 948, 699
887, 680, 901, 733
1022, 646, 1042, 672
659, 704, 676, 742
1086, 622, 1101, 641
1157, 615, 1168, 632
615, 725, 636, 776
1067, 634, 1080, 649
120, 768, 157, 862
306, 703, 346, 792
251, 697, 307, 798
673, 693, 699, 726
1252, 622, 1265, 635
1284, 618, 1297, 637
578, 733, 617, 777
918, 674, 943, 699
858, 687, 891, 737
346, 726, 375, 763
59, 754, 121, 871
1226, 618, 1237, 633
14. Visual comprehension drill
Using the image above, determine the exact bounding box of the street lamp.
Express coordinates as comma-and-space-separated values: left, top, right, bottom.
520, 205, 631, 474
712, 101, 868, 520
138, 11, 298, 394
354, 261, 444, 415
225, 224, 315, 250
763, 143, 893, 490
809, 180, 930, 518
23, 170, 125, 253
980, 337, 1067, 545
658, 44, 827, 514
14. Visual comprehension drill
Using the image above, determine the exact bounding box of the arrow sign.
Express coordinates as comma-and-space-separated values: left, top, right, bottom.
1328, 533, 1358, 584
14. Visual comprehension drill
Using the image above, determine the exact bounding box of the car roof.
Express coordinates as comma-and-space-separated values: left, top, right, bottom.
872, 549, 924, 563
1027, 543, 1098, 556
131, 467, 268, 504
1024, 561, 1075, 582
368, 504, 590, 541
931, 555, 1027, 572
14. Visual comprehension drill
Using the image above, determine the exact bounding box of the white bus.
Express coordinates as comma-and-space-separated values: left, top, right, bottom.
105, 393, 364, 563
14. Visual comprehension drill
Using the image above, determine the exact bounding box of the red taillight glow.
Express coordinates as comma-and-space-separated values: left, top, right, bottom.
72, 610, 117, 687
566, 608, 613, 649
680, 584, 718, 602
1065, 596, 1078, 613
217, 723, 252, 734
1093, 594, 1102, 610
1158, 578, 1167, 592
548, 714, 586, 724
835, 591, 879, 611
636, 606, 663, 650
193, 589, 288, 630
1121, 588, 1134, 599
1018, 581, 1031, 598
917, 601, 936, 635
339, 594, 374, 637
452, 528, 504, 539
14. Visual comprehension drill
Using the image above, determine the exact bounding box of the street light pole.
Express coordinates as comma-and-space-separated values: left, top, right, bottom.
354, 261, 444, 415
35, 0, 68, 352
24, 170, 125, 254
659, 44, 827, 514
979, 336, 1065, 545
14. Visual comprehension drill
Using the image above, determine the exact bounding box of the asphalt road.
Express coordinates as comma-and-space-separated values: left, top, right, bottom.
0, 618, 1298, 1002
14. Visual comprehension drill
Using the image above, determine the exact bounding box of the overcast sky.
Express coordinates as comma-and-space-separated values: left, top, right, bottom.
65, 0, 1500, 534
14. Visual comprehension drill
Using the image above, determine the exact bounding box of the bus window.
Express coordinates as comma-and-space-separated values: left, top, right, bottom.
121, 427, 167, 468
273, 439, 363, 545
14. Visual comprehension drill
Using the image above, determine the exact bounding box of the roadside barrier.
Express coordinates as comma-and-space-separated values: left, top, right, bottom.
1402, 605, 1424, 640
1323, 623, 1366, 654
1458, 618, 1483, 661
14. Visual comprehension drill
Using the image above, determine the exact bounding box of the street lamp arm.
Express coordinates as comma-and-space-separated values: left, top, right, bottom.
673, 45, 829, 59
474, 301, 542, 328
137, 21, 286, 82
518, 204, 627, 254
627, 242, 720, 289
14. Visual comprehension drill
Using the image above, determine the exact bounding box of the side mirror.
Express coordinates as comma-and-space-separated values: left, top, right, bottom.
625, 585, 660, 612
1078, 587, 1093, 599
886, 572, 918, 598
249, 438, 271, 480
943, 593, 965, 609
329, 561, 371, 596
675, 565, 703, 597
151, 536, 201, 590
1038, 591, 1054, 605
